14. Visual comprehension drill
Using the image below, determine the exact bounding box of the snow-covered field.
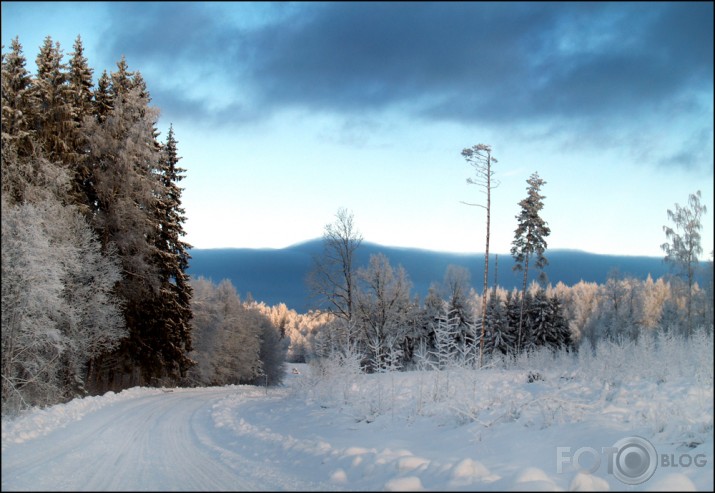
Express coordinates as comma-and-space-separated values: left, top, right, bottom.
2, 333, 713, 491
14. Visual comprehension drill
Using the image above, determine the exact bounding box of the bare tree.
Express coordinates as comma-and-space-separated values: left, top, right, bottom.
461, 144, 498, 367
308, 208, 363, 345
661, 190, 707, 337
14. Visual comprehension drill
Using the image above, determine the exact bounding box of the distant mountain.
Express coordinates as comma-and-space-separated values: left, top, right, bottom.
187, 239, 684, 313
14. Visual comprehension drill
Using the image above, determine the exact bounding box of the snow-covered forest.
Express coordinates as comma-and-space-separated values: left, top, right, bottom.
1, 33, 713, 491
2, 34, 713, 425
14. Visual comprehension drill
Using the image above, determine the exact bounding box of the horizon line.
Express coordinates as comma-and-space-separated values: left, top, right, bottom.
187, 238, 671, 260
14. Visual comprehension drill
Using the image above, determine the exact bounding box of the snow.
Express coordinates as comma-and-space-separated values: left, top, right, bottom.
2, 353, 713, 491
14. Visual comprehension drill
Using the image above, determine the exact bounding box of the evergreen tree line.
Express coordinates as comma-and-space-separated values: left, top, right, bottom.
1, 35, 194, 412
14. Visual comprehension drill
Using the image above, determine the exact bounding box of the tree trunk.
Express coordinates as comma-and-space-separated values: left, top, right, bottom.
478, 152, 492, 368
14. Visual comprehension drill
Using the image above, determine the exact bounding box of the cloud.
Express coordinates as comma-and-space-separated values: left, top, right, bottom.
657, 127, 714, 172
98, 2, 713, 169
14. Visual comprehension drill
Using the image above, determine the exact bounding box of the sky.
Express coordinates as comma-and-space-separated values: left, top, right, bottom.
2, 1, 713, 257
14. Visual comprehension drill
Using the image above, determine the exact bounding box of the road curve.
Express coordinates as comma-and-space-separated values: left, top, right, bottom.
1, 386, 328, 491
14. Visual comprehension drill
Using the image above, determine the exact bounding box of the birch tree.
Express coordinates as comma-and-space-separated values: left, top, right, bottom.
308, 208, 363, 346
2, 197, 124, 413
661, 190, 707, 337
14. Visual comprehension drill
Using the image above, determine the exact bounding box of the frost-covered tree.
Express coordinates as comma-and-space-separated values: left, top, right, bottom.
2, 196, 125, 413
560, 280, 600, 347
250, 302, 333, 363
183, 277, 220, 384
65, 35, 95, 213
81, 58, 167, 389
661, 190, 707, 336
484, 287, 513, 356
93, 70, 113, 123
461, 144, 498, 367
354, 253, 413, 371
188, 279, 261, 386
1, 38, 33, 153
440, 265, 475, 345
187, 278, 285, 386
442, 265, 471, 317
308, 208, 363, 339
528, 289, 552, 348
243, 303, 288, 386
1, 38, 50, 203
2, 37, 195, 400
411, 283, 446, 363
640, 275, 670, 331
511, 172, 550, 353
430, 308, 459, 369
527, 290, 572, 351
67, 36, 94, 119
548, 295, 573, 351
31, 36, 77, 167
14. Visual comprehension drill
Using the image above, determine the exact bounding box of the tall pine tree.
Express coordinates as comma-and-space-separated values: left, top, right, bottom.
511, 172, 550, 353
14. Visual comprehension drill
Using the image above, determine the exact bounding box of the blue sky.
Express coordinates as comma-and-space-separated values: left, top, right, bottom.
2, 1, 713, 258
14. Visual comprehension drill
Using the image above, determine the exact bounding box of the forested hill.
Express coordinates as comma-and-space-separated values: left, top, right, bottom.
187, 240, 690, 313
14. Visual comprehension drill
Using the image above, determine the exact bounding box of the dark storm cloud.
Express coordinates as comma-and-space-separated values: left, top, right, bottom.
100, 2, 712, 167
98, 3, 241, 67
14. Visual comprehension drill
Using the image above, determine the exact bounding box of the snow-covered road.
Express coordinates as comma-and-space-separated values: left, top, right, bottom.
2, 360, 713, 491
2, 385, 331, 491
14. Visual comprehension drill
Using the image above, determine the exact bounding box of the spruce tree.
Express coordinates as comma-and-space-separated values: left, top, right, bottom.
1, 37, 35, 202
441, 265, 474, 350
521, 290, 537, 353
66, 35, 95, 213
32, 36, 74, 165
93, 70, 113, 123
548, 294, 572, 351
484, 288, 512, 356
503, 290, 521, 355
529, 288, 552, 348
110, 56, 134, 100
68, 36, 94, 120
152, 125, 194, 378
